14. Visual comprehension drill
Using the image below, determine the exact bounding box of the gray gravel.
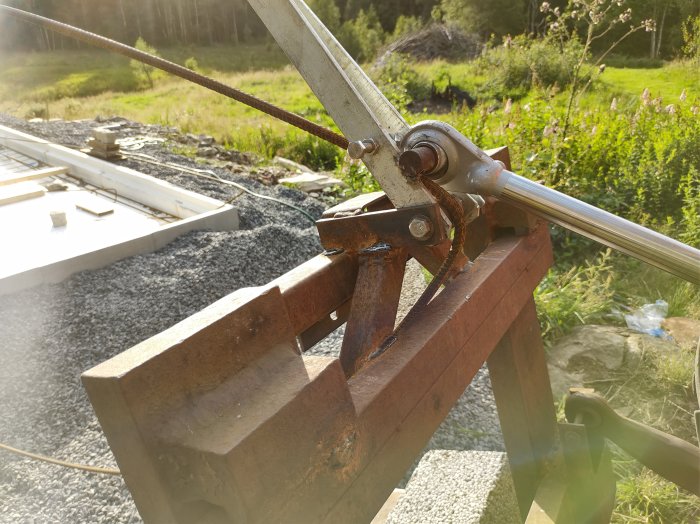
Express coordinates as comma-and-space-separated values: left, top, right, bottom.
0, 115, 502, 523
386, 451, 520, 524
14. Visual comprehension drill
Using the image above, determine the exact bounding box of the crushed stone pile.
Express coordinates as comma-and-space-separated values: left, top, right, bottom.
0, 114, 502, 522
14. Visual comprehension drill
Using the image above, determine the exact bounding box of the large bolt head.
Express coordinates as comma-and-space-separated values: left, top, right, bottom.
347, 139, 377, 159
408, 215, 433, 241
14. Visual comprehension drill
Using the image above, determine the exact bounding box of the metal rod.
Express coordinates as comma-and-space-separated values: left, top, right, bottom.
0, 5, 349, 149
498, 171, 700, 284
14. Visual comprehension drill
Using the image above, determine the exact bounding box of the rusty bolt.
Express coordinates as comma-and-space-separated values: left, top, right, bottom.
408, 215, 433, 241
347, 139, 378, 159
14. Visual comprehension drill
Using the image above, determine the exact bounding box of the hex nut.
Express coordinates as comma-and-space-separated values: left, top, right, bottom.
408, 215, 433, 241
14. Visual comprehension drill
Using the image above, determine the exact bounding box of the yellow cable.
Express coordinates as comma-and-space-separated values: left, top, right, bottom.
0, 442, 121, 476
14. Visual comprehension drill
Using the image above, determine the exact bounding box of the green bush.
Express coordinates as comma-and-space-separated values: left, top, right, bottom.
682, 15, 700, 65
184, 57, 199, 72
375, 55, 431, 109
450, 89, 700, 253
478, 35, 588, 99
131, 37, 160, 89
534, 249, 616, 341
337, 7, 386, 62
392, 15, 423, 39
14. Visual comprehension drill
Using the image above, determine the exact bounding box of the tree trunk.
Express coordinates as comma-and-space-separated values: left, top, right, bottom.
655, 3, 668, 59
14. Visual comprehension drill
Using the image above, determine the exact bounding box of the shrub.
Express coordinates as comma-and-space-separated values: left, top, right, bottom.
478, 35, 587, 99
681, 15, 700, 65
375, 55, 431, 109
184, 57, 199, 72
534, 249, 616, 341
130, 37, 160, 89
392, 15, 423, 39
338, 7, 386, 62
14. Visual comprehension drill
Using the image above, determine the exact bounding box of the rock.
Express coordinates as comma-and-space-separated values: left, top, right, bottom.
662, 317, 700, 350
375, 24, 482, 66
545, 324, 688, 399
547, 367, 585, 401
548, 325, 628, 372
279, 172, 346, 192
274, 156, 314, 173
625, 332, 683, 366
196, 146, 218, 157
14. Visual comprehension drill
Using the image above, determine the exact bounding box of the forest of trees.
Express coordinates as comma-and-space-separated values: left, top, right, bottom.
1, 0, 698, 60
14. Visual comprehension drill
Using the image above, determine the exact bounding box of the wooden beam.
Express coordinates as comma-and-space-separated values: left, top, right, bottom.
488, 298, 559, 519
84, 224, 553, 524
0, 182, 46, 205
0, 166, 68, 186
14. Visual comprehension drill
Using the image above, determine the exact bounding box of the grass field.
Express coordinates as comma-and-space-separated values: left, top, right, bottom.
1, 45, 698, 157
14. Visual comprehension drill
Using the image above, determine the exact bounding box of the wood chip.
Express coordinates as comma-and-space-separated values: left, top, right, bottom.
76, 196, 114, 216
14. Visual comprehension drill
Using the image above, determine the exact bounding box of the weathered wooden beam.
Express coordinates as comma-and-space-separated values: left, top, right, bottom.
83, 224, 553, 524
488, 298, 559, 519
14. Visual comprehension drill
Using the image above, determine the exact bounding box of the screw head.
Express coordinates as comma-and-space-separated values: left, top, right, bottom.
408, 215, 433, 241
347, 139, 377, 160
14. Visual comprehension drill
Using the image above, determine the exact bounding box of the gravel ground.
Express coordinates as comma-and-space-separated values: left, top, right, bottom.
0, 115, 501, 523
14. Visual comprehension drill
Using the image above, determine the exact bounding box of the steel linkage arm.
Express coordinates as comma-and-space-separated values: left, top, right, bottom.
565, 390, 700, 496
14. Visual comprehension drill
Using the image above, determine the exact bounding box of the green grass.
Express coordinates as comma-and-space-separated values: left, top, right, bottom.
596, 62, 700, 103
1, 44, 697, 160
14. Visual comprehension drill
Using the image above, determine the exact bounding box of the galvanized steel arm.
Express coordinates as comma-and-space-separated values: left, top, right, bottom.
247, 0, 431, 208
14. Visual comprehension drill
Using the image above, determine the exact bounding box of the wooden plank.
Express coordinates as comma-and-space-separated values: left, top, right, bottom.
0, 181, 45, 205
0, 165, 68, 186
76, 195, 115, 216
487, 298, 559, 519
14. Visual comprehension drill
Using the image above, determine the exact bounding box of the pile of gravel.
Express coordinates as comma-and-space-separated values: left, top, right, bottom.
0, 115, 501, 523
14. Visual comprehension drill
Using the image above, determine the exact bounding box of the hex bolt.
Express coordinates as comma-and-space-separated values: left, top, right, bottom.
347, 139, 378, 159
408, 215, 433, 241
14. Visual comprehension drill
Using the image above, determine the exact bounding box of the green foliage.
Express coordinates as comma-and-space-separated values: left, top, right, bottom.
439, 0, 526, 37
131, 37, 160, 89
338, 7, 386, 62
279, 131, 342, 171
339, 162, 381, 195
613, 465, 700, 523
479, 35, 587, 99
392, 15, 423, 39
307, 0, 341, 33
184, 56, 199, 72
534, 249, 616, 341
679, 167, 700, 247
681, 15, 700, 64
375, 55, 431, 109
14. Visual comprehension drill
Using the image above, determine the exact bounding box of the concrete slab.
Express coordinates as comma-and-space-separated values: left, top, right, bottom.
0, 125, 239, 294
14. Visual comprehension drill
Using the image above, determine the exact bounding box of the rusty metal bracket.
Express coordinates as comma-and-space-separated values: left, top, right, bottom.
316, 201, 447, 252
339, 246, 407, 377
